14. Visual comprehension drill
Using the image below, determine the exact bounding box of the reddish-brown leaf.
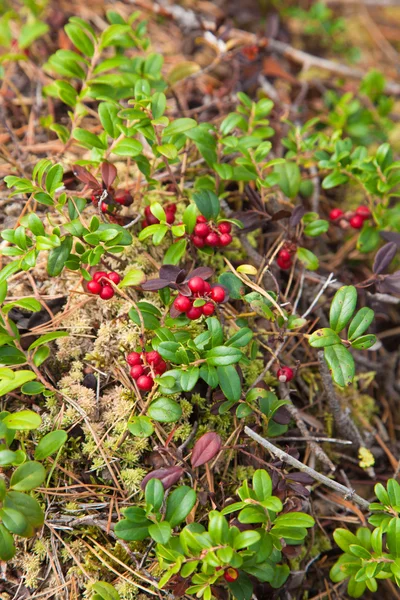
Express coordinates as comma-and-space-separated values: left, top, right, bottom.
191, 432, 222, 468
101, 162, 117, 189
141, 466, 185, 490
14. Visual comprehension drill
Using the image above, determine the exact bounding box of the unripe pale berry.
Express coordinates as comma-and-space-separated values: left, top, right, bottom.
277, 366, 294, 383
99, 285, 115, 300
146, 350, 161, 365
219, 233, 232, 246
87, 281, 102, 294
130, 364, 144, 379
188, 277, 205, 294
174, 295, 192, 312
349, 214, 364, 229
355, 205, 371, 219
224, 568, 239, 582
107, 272, 121, 284
218, 222, 231, 234
137, 375, 154, 391
186, 306, 203, 320
194, 223, 210, 238
127, 352, 141, 366
329, 208, 344, 221
202, 302, 215, 316
210, 286, 225, 303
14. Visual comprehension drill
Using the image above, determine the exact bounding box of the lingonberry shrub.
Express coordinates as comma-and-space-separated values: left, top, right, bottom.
1, 7, 400, 600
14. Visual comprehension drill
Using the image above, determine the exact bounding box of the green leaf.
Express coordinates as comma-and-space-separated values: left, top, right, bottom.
273, 512, 315, 528
0, 371, 36, 396
114, 518, 149, 541
182, 204, 197, 234
120, 269, 145, 288
180, 367, 199, 392
112, 136, 143, 157
92, 582, 120, 600
98, 102, 120, 138
218, 272, 246, 299
324, 345, 355, 387
3, 410, 42, 430
18, 20, 49, 49
329, 286, 357, 333
253, 469, 272, 502
163, 240, 187, 265
28, 331, 69, 351
356, 226, 380, 254
226, 328, 253, 348
0, 346, 26, 366
10, 461, 46, 491
127, 416, 154, 438
0, 524, 15, 560
217, 365, 241, 401
99, 24, 131, 49
163, 118, 197, 137
4, 491, 44, 528
309, 328, 342, 348
165, 486, 197, 527
351, 335, 377, 350
206, 346, 242, 366
148, 398, 182, 423
0, 507, 29, 536
227, 573, 253, 600
149, 521, 171, 544
304, 219, 329, 237
233, 530, 261, 550
322, 171, 349, 189
34, 431, 67, 460
145, 478, 164, 512
3, 298, 41, 313
296, 247, 319, 271
192, 190, 220, 221
72, 128, 106, 150
150, 203, 166, 222
48, 237, 73, 276
65, 23, 94, 57
151, 92, 166, 119
348, 308, 374, 341
274, 162, 301, 198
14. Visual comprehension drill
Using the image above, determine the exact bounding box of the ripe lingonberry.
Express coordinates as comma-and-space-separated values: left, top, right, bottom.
196, 215, 207, 223
115, 191, 133, 206
101, 202, 108, 213
194, 223, 210, 237
127, 352, 141, 366
219, 233, 232, 246
210, 286, 225, 303
205, 232, 220, 246
277, 256, 292, 270
130, 365, 144, 379
154, 359, 167, 375
356, 205, 371, 219
188, 277, 205, 294
191, 235, 205, 248
147, 213, 159, 225
203, 281, 211, 294
146, 350, 161, 365
278, 249, 292, 262
218, 221, 231, 234
224, 568, 239, 583
174, 295, 192, 312
277, 366, 294, 383
186, 306, 203, 320
166, 203, 177, 214
93, 271, 107, 282
87, 281, 102, 294
99, 285, 114, 300
107, 272, 121, 284
137, 375, 154, 391
349, 215, 364, 229
202, 302, 215, 316
165, 211, 175, 224
329, 208, 344, 221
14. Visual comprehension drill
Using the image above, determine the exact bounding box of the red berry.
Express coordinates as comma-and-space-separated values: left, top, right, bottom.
146, 350, 161, 365
349, 215, 364, 229
218, 222, 231, 234
174, 295, 192, 312
196, 215, 207, 223
191, 235, 205, 248
93, 271, 107, 282
210, 286, 225, 303
356, 205, 371, 219
165, 203, 177, 214
186, 306, 203, 320
142, 219, 149, 229
144, 206, 151, 216
101, 202, 108, 213
147, 213, 160, 225
99, 285, 114, 300
137, 375, 154, 391
154, 359, 167, 375
224, 568, 239, 583
202, 302, 215, 316
87, 280, 102, 294
194, 223, 210, 238
203, 281, 211, 294
205, 232, 220, 246
107, 272, 121, 285
188, 276, 205, 294
127, 352, 141, 366
329, 208, 344, 221
277, 256, 292, 270
278, 249, 292, 262
166, 211, 175, 224
219, 233, 232, 246
130, 364, 144, 379
115, 191, 133, 206
277, 366, 294, 383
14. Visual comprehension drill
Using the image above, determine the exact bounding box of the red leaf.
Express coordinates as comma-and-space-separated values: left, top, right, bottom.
191, 432, 222, 468
141, 466, 184, 490
73, 165, 100, 189
101, 162, 117, 189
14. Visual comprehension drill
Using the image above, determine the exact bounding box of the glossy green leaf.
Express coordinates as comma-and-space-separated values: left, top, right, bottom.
34, 430, 68, 460
329, 286, 357, 333
324, 345, 355, 387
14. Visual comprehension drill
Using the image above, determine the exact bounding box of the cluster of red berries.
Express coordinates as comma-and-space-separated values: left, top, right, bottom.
173, 277, 226, 320
142, 203, 177, 228
277, 366, 294, 383
276, 247, 295, 271
329, 205, 371, 230
87, 271, 121, 300
127, 350, 167, 391
191, 216, 233, 248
